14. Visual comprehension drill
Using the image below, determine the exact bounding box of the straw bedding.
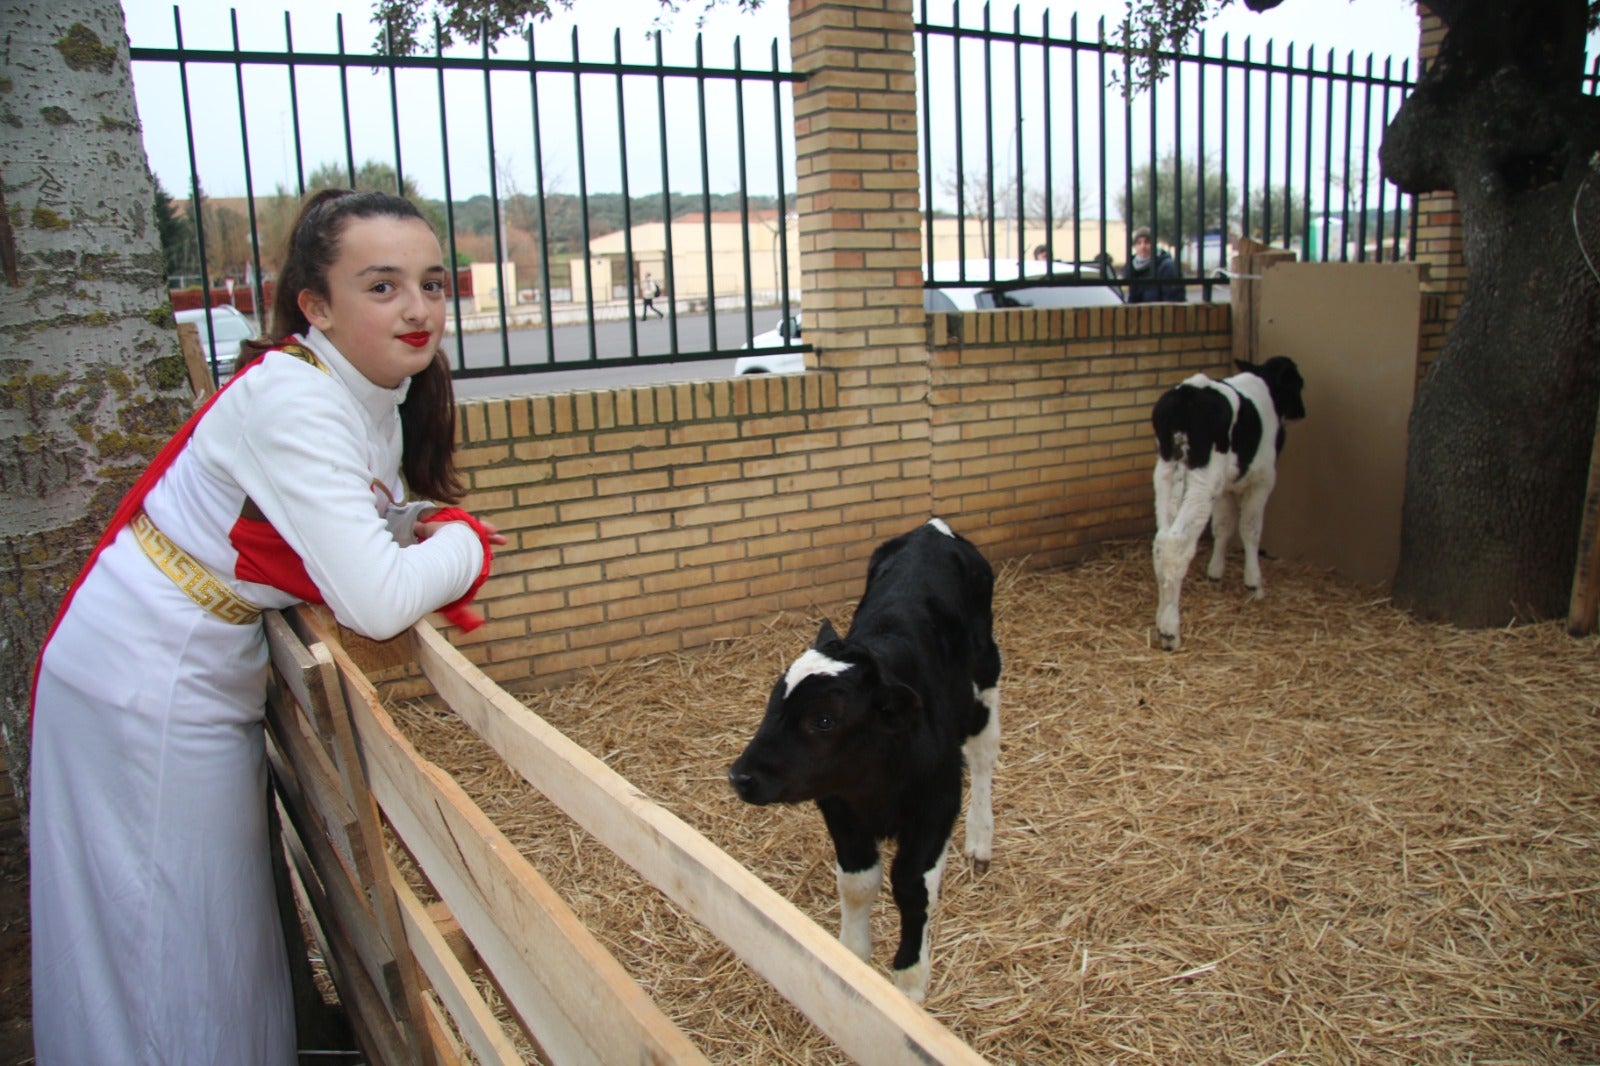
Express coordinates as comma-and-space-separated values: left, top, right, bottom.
390, 539, 1600, 1064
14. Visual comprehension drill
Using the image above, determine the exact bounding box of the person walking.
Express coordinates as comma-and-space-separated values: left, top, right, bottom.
29, 188, 505, 1066
642, 272, 665, 318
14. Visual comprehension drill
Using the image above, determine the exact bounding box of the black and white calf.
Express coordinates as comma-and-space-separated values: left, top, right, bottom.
727, 519, 1002, 1001
1151, 356, 1306, 651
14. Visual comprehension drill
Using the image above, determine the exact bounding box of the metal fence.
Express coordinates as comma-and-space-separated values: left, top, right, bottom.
134, 5, 1447, 381
131, 10, 802, 382
914, 3, 1421, 299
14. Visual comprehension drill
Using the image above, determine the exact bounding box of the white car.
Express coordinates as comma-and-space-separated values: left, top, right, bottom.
922, 258, 1125, 311
175, 305, 258, 381
733, 259, 1124, 374
734, 311, 804, 374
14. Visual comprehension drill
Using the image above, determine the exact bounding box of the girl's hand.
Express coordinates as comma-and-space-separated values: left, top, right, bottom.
416, 515, 509, 546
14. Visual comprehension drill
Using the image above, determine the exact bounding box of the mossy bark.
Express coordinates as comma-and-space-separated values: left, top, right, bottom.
0, 0, 189, 820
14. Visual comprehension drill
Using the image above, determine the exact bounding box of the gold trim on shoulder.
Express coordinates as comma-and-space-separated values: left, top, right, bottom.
276, 342, 330, 374
130, 511, 263, 625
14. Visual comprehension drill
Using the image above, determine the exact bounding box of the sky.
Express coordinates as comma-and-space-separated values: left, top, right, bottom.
120, 0, 1431, 204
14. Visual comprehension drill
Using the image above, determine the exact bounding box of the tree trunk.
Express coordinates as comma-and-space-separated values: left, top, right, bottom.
1384, 0, 1600, 626
0, 0, 189, 819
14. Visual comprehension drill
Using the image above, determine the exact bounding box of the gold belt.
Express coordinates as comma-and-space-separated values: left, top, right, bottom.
130, 511, 262, 625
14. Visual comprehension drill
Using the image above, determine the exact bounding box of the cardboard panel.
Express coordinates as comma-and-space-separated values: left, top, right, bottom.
1258, 262, 1422, 586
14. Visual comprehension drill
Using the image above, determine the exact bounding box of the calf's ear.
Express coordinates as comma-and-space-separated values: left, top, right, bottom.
814, 619, 840, 648
875, 682, 924, 734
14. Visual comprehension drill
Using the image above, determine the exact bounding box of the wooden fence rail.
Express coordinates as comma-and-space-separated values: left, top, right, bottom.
263, 605, 987, 1064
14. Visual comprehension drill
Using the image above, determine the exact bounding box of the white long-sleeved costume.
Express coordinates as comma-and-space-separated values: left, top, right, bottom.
30, 329, 483, 1065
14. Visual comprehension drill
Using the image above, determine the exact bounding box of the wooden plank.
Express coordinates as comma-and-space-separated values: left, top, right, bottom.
265, 681, 360, 874
277, 796, 418, 1066
285, 612, 437, 1066
271, 609, 437, 1066
1569, 392, 1600, 634
267, 734, 420, 1048
361, 696, 702, 1065
266, 611, 336, 741
388, 856, 526, 1066
423, 901, 479, 976
176, 320, 216, 401
304, 624, 709, 1066
407, 620, 989, 1066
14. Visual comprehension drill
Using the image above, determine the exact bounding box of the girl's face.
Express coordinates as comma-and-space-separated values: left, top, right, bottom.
297, 215, 447, 388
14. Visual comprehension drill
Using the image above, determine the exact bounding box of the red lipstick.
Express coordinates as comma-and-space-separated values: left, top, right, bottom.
399, 331, 432, 348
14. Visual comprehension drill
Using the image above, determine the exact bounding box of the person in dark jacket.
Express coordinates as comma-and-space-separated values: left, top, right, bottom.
1122, 226, 1186, 303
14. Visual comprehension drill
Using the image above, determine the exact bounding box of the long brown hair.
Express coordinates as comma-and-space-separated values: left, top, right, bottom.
244, 189, 464, 504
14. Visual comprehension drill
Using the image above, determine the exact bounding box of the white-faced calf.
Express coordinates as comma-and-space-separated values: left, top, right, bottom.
1151, 356, 1306, 651
727, 518, 1002, 1002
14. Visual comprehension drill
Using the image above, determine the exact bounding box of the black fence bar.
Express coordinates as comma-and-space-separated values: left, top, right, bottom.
229, 11, 267, 321
284, 15, 305, 197
615, 30, 640, 358
654, 32, 680, 355
525, 29, 557, 367
771, 39, 795, 343
336, 17, 356, 185
734, 39, 756, 353
384, 18, 404, 195
173, 9, 217, 379
479, 24, 511, 352
575, 29, 600, 358
696, 36, 717, 351
434, 17, 467, 370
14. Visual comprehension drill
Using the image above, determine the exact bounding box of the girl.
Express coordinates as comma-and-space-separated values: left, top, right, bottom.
29, 189, 503, 1065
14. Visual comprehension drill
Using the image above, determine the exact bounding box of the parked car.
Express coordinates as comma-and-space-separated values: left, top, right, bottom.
734, 310, 805, 374
733, 258, 1125, 374
175, 305, 258, 381
922, 258, 1125, 311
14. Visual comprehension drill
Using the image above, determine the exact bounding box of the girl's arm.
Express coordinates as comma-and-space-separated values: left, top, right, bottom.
227, 364, 485, 640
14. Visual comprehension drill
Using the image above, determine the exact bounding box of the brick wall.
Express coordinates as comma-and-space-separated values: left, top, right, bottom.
929, 304, 1233, 567
370, 0, 1419, 696
426, 301, 1233, 697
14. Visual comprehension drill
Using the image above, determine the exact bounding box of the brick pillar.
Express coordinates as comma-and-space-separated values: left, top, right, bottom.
1411, 5, 1465, 372
789, 0, 933, 531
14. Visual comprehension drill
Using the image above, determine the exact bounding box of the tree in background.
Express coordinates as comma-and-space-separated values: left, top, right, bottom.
153, 176, 195, 282
1243, 183, 1309, 250
1114, 149, 1236, 256
1123, 0, 1600, 629
369, 0, 763, 54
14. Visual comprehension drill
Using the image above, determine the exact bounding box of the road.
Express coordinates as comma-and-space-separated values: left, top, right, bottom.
444, 307, 793, 399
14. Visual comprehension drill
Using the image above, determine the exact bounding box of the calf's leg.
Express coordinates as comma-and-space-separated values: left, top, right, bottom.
1236, 475, 1275, 596
1206, 490, 1238, 581
1152, 458, 1183, 533
889, 846, 949, 1002
962, 684, 1000, 872
1152, 456, 1225, 650
836, 863, 882, 963
821, 803, 881, 963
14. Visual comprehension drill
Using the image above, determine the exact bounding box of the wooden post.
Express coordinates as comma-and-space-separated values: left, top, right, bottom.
1230, 237, 1296, 367
1567, 394, 1600, 634
176, 320, 215, 401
